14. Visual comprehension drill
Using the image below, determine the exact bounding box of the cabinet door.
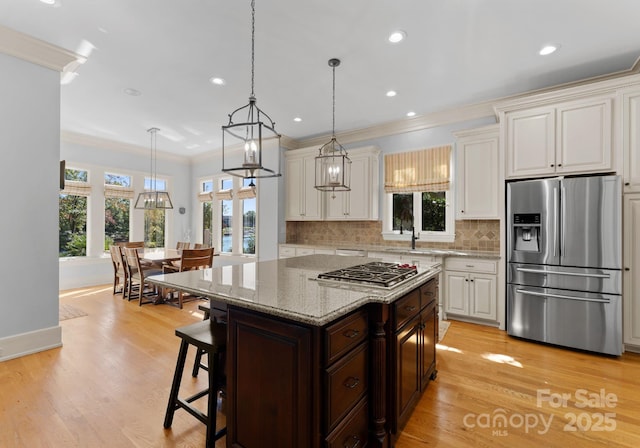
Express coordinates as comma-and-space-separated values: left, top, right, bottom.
444, 271, 468, 315
623, 194, 640, 346
506, 106, 556, 178
420, 301, 437, 390
285, 157, 304, 219
227, 307, 314, 448
395, 316, 421, 432
469, 274, 497, 320
302, 156, 322, 220
458, 133, 499, 219
325, 155, 371, 220
622, 89, 640, 192
556, 97, 612, 174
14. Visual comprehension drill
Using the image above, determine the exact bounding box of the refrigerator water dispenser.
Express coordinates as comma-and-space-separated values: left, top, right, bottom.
513, 213, 541, 252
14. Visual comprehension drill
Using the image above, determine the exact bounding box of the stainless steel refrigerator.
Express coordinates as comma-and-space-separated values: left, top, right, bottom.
506, 175, 622, 355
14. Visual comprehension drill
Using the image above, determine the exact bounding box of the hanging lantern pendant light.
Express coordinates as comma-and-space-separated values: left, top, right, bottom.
134, 127, 173, 209
221, 0, 281, 180
315, 58, 351, 198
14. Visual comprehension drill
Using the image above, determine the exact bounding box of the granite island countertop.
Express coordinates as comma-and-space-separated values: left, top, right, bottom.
147, 254, 441, 326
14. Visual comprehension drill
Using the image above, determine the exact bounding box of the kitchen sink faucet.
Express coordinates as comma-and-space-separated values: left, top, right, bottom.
411, 226, 420, 249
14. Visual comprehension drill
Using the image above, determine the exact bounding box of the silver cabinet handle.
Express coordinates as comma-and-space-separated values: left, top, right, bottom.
515, 289, 609, 303
515, 267, 610, 279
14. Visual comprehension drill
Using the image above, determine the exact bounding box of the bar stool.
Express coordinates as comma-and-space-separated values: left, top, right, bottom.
164, 320, 227, 447
193, 301, 228, 377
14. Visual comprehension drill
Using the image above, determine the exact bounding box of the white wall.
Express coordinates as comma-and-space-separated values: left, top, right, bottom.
0, 53, 62, 359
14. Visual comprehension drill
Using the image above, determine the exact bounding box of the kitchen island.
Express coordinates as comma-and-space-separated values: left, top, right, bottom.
148, 254, 441, 448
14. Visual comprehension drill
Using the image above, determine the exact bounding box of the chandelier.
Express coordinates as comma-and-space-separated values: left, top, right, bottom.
315, 58, 351, 197
221, 0, 281, 181
134, 127, 173, 209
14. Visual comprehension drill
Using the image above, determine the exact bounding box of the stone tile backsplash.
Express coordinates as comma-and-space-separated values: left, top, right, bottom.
286, 220, 500, 252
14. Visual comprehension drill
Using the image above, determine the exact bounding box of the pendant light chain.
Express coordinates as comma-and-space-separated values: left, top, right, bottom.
332, 62, 336, 138
250, 0, 255, 98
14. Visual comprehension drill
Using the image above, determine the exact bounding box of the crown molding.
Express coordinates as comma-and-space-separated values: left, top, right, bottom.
61, 130, 188, 163
0, 25, 78, 72
295, 100, 497, 149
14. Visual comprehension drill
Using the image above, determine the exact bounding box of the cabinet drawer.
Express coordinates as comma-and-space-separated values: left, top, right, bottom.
315, 248, 336, 255
325, 398, 369, 448
325, 310, 368, 365
394, 288, 421, 330
296, 247, 315, 256
445, 257, 496, 274
279, 246, 296, 258
420, 278, 438, 306
326, 344, 368, 432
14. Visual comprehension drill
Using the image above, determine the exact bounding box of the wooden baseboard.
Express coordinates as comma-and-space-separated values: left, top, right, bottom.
0, 326, 62, 362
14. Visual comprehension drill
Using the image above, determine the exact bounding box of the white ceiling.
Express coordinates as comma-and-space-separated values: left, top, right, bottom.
2, 0, 640, 157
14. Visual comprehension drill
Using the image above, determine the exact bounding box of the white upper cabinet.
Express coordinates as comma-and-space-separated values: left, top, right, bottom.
621, 87, 640, 192
503, 95, 613, 179
284, 151, 322, 220
324, 148, 380, 220
285, 146, 379, 221
454, 125, 499, 219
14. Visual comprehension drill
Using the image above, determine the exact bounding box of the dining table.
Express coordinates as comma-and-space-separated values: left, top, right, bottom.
140, 248, 182, 267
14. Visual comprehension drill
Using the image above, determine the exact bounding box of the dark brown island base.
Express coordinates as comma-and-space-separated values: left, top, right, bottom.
148, 254, 441, 448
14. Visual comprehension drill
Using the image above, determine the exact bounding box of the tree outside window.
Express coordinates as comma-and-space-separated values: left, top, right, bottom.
242, 178, 256, 255
144, 177, 167, 248
59, 168, 88, 257
220, 178, 233, 253
104, 173, 131, 249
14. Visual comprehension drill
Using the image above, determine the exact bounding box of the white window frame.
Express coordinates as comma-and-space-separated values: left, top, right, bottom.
210, 175, 258, 258
381, 190, 455, 243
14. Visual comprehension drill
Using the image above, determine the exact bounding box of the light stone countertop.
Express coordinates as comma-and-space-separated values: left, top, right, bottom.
282, 243, 501, 260
147, 254, 441, 326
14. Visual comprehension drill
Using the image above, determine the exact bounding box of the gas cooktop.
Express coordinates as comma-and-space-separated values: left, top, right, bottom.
317, 261, 418, 288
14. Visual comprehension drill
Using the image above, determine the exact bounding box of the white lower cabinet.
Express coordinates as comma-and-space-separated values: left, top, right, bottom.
278, 244, 335, 259
444, 257, 497, 322
623, 193, 640, 347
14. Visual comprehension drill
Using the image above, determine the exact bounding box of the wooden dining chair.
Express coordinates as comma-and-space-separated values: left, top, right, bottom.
124, 247, 164, 306
162, 248, 214, 309
109, 245, 127, 295
193, 243, 209, 249
117, 241, 145, 248
176, 241, 190, 250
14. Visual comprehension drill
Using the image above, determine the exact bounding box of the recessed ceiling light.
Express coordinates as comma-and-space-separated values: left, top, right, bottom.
209, 77, 225, 86
386, 90, 397, 97
406, 111, 416, 117
40, 0, 60, 6
123, 88, 141, 96
293, 117, 302, 122
539, 44, 560, 56
388, 31, 406, 44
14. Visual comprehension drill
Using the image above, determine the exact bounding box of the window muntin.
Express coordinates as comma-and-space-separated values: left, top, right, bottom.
385, 190, 454, 242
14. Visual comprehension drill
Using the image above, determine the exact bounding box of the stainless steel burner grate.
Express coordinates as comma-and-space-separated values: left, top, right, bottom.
317, 262, 418, 288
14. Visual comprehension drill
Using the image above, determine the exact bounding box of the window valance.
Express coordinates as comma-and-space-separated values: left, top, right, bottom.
236, 186, 256, 200
104, 184, 134, 199
197, 191, 214, 203
61, 180, 92, 196
384, 145, 451, 193
214, 189, 233, 201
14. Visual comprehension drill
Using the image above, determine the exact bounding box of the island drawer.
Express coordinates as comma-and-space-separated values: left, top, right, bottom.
324, 310, 368, 365
420, 278, 438, 307
445, 257, 497, 274
394, 287, 421, 330
325, 397, 369, 448
325, 343, 368, 432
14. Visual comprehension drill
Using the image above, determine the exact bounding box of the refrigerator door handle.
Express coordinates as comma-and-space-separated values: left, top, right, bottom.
515, 267, 611, 279
515, 288, 610, 303
561, 185, 566, 258
553, 186, 559, 257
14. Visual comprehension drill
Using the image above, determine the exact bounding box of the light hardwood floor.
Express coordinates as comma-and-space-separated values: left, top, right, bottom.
1, 285, 640, 447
